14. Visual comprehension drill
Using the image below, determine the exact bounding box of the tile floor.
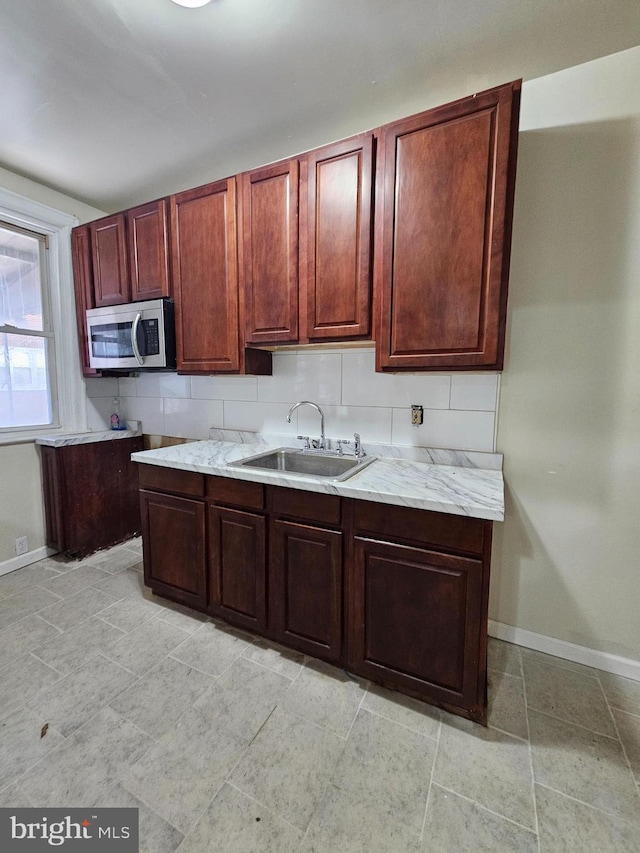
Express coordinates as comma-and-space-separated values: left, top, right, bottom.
1, 539, 639, 852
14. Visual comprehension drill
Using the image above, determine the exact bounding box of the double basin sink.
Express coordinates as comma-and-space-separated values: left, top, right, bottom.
228, 447, 375, 482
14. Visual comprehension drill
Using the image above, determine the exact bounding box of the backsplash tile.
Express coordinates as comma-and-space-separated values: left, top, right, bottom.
85, 347, 500, 453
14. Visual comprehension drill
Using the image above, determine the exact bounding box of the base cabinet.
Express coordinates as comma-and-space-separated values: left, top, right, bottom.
138, 465, 492, 723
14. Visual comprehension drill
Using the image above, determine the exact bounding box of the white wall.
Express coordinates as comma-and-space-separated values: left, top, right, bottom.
0, 173, 105, 566
86, 349, 500, 453
491, 46, 640, 662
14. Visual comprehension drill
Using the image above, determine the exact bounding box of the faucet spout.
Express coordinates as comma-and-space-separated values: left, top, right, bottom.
286, 401, 326, 450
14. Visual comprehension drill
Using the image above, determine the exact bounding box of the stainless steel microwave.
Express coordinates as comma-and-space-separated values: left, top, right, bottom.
86, 298, 176, 371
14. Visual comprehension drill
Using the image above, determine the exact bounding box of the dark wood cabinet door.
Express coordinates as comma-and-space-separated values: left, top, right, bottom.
375, 81, 520, 371
128, 199, 171, 301
303, 135, 373, 341
209, 505, 267, 634
140, 489, 207, 608
171, 179, 241, 372
240, 160, 299, 344
40, 446, 65, 552
90, 213, 130, 306
270, 518, 342, 661
349, 536, 483, 714
71, 225, 99, 376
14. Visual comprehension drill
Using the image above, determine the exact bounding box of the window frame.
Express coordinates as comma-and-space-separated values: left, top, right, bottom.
0, 187, 87, 445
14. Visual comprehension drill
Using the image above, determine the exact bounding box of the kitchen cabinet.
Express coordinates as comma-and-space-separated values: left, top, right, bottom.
375, 80, 520, 371
302, 134, 374, 341
270, 489, 343, 661
171, 178, 272, 375
71, 225, 99, 377
40, 436, 143, 558
208, 477, 267, 634
90, 213, 130, 306
137, 463, 493, 722
127, 199, 171, 301
139, 465, 207, 609
240, 159, 300, 344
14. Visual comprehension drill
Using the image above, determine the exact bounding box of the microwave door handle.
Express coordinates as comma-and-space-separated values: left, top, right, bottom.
131, 313, 144, 366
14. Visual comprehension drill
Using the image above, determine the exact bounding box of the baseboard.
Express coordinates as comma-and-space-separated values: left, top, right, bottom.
489, 619, 640, 683
0, 546, 58, 578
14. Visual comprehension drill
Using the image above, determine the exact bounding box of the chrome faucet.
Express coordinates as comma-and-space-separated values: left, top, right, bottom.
286, 401, 325, 450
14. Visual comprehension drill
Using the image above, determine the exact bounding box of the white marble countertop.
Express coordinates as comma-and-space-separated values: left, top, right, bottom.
132, 438, 504, 521
35, 424, 142, 447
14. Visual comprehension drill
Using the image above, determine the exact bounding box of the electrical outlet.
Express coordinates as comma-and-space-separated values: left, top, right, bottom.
411, 404, 424, 425
15, 536, 29, 556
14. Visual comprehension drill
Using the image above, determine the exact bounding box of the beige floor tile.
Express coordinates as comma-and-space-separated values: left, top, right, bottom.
331, 708, 435, 832
521, 647, 598, 678
422, 784, 538, 853
0, 653, 62, 720
169, 621, 252, 676
524, 660, 616, 737
19, 707, 153, 807
282, 659, 367, 738
0, 563, 63, 599
153, 601, 210, 634
28, 653, 138, 737
0, 614, 62, 671
487, 670, 528, 739
38, 585, 119, 631
193, 657, 291, 742
0, 707, 66, 790
31, 616, 127, 676
599, 671, 640, 716
300, 784, 421, 853
40, 565, 111, 598
488, 638, 522, 677
97, 595, 163, 633
104, 618, 191, 676
612, 709, 640, 784
92, 568, 148, 601
230, 706, 344, 831
0, 783, 37, 807
433, 714, 536, 829
362, 683, 441, 740
529, 709, 640, 823
241, 637, 305, 679
110, 657, 214, 738
0, 585, 63, 630
96, 783, 184, 853
90, 548, 144, 575
179, 783, 302, 853
536, 783, 640, 852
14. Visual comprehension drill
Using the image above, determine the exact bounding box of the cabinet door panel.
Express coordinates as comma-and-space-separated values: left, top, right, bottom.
271, 519, 342, 661
241, 161, 299, 344
304, 136, 373, 340
349, 537, 482, 709
71, 225, 99, 376
128, 199, 171, 301
90, 214, 130, 306
209, 506, 267, 633
376, 81, 520, 370
140, 489, 206, 608
171, 179, 240, 372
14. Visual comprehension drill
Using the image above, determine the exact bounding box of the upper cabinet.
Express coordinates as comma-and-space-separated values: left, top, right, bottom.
240, 159, 300, 345
375, 81, 521, 371
127, 199, 171, 301
71, 225, 99, 376
302, 134, 374, 341
90, 213, 130, 306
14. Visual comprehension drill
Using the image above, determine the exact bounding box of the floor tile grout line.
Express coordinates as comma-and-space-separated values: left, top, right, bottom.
237, 651, 298, 682
359, 704, 441, 743
534, 780, 640, 825
225, 779, 309, 837
519, 642, 541, 852
340, 677, 369, 743
272, 700, 354, 741
115, 780, 186, 840
596, 678, 640, 801
430, 781, 539, 836
419, 715, 442, 843
27, 649, 71, 678
526, 705, 624, 741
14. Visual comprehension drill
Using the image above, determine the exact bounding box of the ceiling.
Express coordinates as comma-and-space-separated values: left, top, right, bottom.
2, 0, 640, 213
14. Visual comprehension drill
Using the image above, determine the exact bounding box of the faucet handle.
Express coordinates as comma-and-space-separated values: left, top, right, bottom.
336, 439, 350, 456
297, 435, 311, 450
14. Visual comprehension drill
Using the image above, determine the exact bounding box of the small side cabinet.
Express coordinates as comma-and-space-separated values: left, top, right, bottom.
41, 436, 143, 559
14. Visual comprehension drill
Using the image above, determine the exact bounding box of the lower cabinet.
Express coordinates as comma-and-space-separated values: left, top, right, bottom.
270, 518, 342, 661
138, 464, 492, 723
140, 489, 207, 610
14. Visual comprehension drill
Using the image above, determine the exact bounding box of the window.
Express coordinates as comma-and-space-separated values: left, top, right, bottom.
0, 223, 57, 430
0, 186, 87, 444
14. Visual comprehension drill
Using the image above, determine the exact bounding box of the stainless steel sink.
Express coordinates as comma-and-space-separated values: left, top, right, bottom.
228, 447, 375, 481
